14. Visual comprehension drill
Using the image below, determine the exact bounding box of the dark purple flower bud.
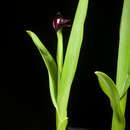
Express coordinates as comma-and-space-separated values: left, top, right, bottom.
53, 12, 70, 32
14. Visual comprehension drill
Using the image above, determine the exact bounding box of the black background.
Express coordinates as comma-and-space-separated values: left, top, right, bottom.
2, 0, 130, 129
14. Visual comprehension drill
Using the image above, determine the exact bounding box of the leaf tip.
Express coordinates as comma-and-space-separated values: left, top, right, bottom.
94, 71, 100, 76
26, 30, 31, 35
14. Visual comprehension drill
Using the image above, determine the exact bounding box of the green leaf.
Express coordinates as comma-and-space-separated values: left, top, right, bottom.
26, 30, 58, 109
116, 0, 130, 96
95, 71, 125, 125
116, 0, 130, 118
57, 0, 89, 119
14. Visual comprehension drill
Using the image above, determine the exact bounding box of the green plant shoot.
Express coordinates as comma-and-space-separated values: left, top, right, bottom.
95, 0, 130, 130
26, 0, 89, 130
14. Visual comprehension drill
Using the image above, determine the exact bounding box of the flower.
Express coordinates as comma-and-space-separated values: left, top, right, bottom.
53, 12, 70, 32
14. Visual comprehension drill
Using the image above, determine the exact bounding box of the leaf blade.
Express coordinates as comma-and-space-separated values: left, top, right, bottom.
95, 71, 125, 125
116, 0, 130, 96
57, 0, 89, 119
26, 30, 58, 109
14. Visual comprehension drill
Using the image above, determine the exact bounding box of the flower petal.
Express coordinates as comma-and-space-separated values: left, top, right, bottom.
53, 12, 70, 32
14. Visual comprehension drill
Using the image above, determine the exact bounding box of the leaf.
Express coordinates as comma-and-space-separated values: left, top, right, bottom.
57, 0, 89, 119
116, 0, 130, 116
95, 71, 125, 124
116, 0, 130, 96
26, 30, 58, 109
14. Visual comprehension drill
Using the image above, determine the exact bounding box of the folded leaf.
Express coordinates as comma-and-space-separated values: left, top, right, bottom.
95, 71, 125, 126
26, 30, 58, 109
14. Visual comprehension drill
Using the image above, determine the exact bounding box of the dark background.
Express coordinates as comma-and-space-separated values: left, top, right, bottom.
2, 0, 129, 129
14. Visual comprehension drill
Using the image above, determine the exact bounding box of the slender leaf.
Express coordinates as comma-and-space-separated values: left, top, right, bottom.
95, 71, 125, 126
57, 0, 89, 119
26, 30, 58, 109
116, 0, 130, 118
116, 0, 130, 95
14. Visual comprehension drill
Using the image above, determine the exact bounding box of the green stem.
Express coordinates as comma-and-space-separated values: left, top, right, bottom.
111, 113, 125, 130
56, 111, 68, 130
56, 29, 68, 130
57, 29, 63, 74
57, 29, 63, 101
